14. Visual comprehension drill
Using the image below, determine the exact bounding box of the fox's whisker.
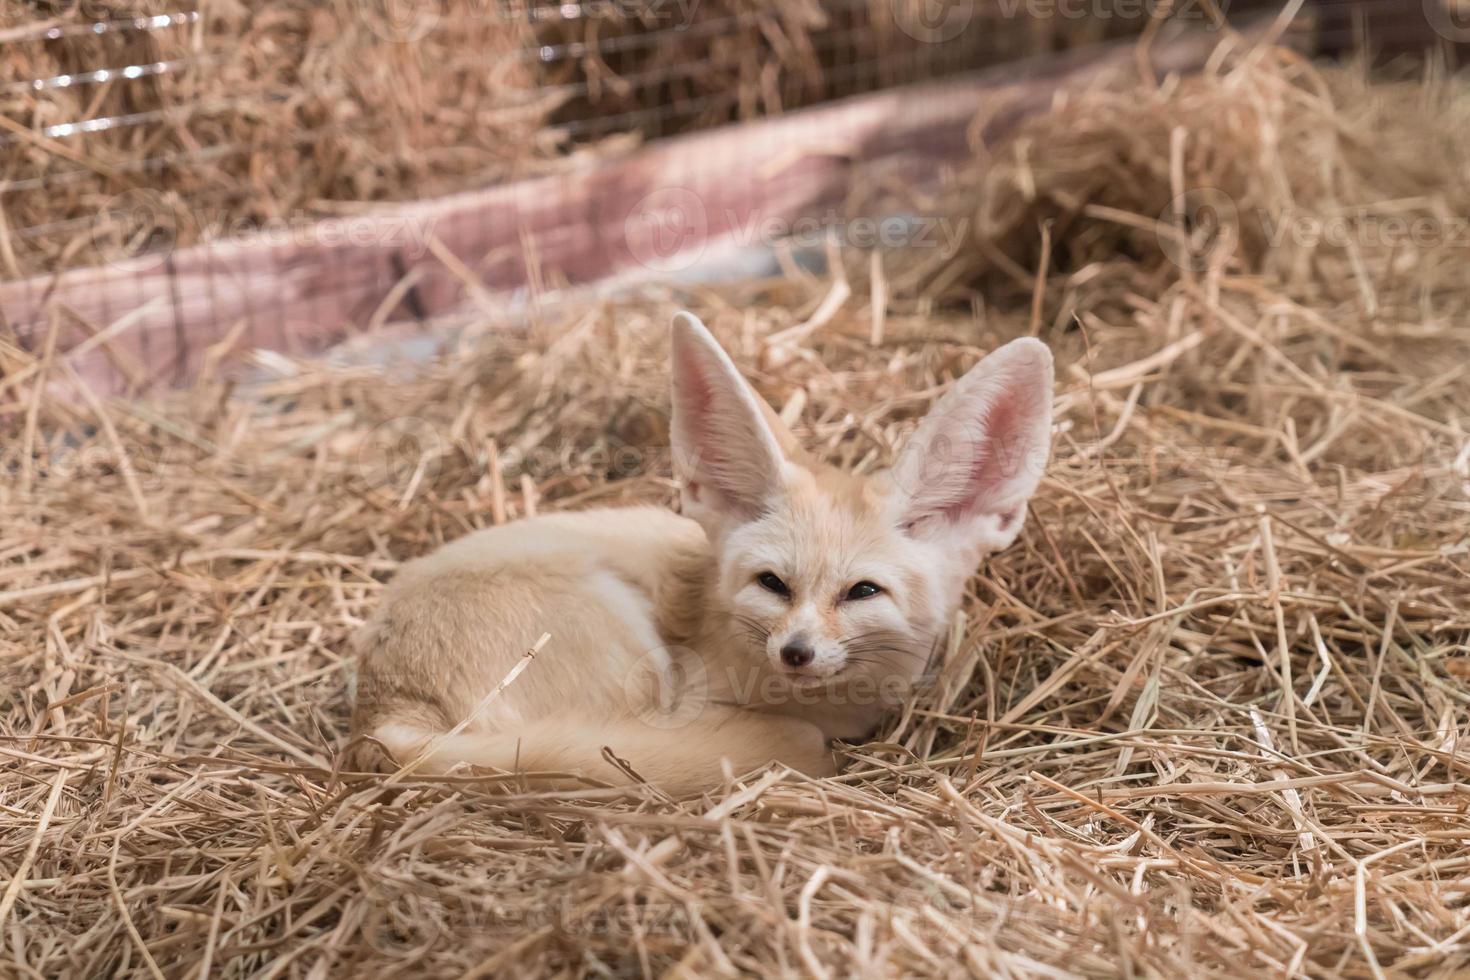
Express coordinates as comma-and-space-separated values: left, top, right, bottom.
842, 637, 937, 664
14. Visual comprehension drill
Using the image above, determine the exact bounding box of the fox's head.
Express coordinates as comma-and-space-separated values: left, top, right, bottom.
669, 312, 1053, 705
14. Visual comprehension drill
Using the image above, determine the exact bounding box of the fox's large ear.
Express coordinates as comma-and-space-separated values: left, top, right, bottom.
670, 312, 789, 533
887, 338, 1053, 555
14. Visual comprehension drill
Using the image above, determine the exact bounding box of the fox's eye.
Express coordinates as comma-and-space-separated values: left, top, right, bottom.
756, 572, 791, 597
844, 581, 883, 601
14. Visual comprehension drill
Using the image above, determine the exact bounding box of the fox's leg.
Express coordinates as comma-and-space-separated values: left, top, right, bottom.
366, 707, 835, 797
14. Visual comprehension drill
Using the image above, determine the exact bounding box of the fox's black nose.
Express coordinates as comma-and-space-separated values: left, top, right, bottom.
780, 642, 815, 669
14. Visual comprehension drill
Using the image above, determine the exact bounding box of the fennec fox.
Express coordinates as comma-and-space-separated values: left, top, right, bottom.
349, 312, 1053, 795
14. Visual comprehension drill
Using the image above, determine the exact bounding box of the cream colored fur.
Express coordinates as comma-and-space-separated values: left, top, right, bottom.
349, 312, 1053, 796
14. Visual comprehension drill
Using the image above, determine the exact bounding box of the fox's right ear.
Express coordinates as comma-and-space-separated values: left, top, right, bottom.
887, 337, 1054, 557
670, 312, 788, 535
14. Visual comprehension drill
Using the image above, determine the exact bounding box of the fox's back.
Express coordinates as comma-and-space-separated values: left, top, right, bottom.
349, 506, 709, 751
421, 506, 702, 572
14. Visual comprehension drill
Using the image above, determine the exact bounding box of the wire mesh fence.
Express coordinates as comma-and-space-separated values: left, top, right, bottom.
1, 0, 1462, 393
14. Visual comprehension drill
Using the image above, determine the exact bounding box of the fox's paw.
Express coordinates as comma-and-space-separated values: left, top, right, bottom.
767, 717, 839, 781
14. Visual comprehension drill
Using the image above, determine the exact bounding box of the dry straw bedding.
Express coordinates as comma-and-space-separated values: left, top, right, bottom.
3, 48, 1470, 977
3, 0, 1079, 278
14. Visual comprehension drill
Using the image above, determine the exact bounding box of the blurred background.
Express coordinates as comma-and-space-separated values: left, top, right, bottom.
4, 0, 1466, 391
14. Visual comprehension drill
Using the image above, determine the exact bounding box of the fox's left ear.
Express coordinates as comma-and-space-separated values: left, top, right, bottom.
887, 338, 1054, 555
669, 312, 796, 537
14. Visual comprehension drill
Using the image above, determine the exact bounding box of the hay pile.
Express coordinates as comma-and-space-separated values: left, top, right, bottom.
1, 0, 1136, 278
2, 0, 546, 278
4, 46, 1470, 976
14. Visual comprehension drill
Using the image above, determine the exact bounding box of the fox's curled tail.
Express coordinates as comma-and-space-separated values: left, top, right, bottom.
351, 707, 834, 797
